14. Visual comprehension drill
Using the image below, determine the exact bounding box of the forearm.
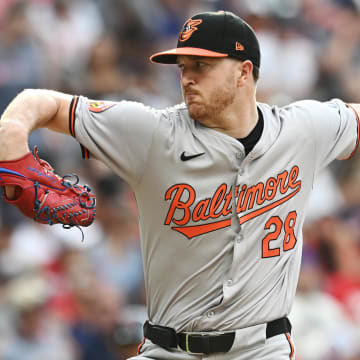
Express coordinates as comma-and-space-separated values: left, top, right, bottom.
0, 89, 72, 160
1, 88, 60, 129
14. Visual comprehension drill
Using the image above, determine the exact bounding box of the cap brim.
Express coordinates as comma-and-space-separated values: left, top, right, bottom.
150, 47, 228, 64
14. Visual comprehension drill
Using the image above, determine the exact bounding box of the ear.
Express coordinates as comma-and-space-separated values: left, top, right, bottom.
236, 60, 253, 87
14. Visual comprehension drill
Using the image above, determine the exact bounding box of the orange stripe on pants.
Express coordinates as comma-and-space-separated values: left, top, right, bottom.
285, 332, 295, 359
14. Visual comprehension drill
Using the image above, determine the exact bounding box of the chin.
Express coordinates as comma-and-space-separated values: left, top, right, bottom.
187, 103, 207, 121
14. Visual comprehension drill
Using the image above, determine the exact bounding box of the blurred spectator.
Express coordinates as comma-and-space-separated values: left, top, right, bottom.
2, 271, 76, 360
0, 1, 45, 113
305, 168, 346, 223
113, 304, 147, 359
290, 246, 360, 360
317, 218, 360, 325
27, 0, 104, 90
79, 34, 133, 99
256, 16, 319, 103
0, 220, 62, 275
44, 247, 99, 325
88, 173, 144, 304
71, 280, 125, 360
316, 3, 360, 101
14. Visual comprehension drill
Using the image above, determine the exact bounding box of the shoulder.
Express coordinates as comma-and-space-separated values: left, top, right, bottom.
119, 101, 189, 122
110, 100, 162, 119
76, 97, 191, 131
78, 97, 162, 118
256, 99, 341, 136
258, 99, 347, 126
282, 99, 345, 117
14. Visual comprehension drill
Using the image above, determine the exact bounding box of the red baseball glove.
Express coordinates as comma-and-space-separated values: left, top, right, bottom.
0, 147, 96, 229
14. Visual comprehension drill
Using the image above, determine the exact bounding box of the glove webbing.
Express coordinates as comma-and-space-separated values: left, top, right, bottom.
32, 175, 95, 241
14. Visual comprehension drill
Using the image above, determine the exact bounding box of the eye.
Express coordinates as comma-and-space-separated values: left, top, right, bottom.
196, 61, 207, 68
177, 63, 185, 71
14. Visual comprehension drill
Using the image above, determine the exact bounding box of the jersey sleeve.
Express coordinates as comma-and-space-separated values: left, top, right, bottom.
68, 95, 162, 187
288, 99, 359, 172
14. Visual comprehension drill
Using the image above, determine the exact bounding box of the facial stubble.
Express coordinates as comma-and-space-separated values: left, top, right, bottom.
186, 72, 237, 123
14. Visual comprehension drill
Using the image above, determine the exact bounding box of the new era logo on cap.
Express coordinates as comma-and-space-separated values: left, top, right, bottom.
150, 11, 260, 68
236, 42, 245, 51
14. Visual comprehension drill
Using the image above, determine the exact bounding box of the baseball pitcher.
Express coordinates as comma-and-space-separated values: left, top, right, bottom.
0, 11, 359, 360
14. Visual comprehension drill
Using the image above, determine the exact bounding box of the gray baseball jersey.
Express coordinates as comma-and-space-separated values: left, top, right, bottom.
69, 97, 359, 333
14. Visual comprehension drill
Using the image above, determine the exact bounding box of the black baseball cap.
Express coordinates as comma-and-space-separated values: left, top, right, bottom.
150, 11, 261, 68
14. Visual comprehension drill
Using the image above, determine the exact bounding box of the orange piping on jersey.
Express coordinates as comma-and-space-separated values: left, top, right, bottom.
172, 185, 301, 239
69, 96, 79, 137
345, 103, 360, 159
81, 145, 90, 159
285, 333, 295, 360
137, 337, 146, 354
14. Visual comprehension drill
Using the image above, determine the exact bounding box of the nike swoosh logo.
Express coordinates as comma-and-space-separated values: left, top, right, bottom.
180, 151, 205, 161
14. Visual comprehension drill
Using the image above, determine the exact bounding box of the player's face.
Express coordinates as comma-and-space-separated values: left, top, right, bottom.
177, 56, 238, 122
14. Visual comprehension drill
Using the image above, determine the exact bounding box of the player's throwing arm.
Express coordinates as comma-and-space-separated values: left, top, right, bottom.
0, 90, 95, 233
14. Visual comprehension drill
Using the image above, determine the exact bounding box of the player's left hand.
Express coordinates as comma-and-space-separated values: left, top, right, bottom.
0, 146, 96, 228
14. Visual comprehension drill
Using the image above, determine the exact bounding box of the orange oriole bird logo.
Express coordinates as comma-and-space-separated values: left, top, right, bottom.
179, 19, 203, 42
87, 101, 116, 113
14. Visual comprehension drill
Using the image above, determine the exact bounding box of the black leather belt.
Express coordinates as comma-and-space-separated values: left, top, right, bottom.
143, 317, 291, 355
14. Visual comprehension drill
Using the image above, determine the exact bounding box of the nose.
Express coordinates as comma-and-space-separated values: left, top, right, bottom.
181, 68, 196, 88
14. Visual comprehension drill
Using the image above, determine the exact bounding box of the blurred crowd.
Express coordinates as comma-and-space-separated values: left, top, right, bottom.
0, 0, 359, 359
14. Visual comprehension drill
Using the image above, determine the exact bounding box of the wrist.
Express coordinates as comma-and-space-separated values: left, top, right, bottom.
0, 121, 30, 160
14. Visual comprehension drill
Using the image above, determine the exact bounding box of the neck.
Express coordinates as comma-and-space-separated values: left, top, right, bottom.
207, 93, 258, 139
